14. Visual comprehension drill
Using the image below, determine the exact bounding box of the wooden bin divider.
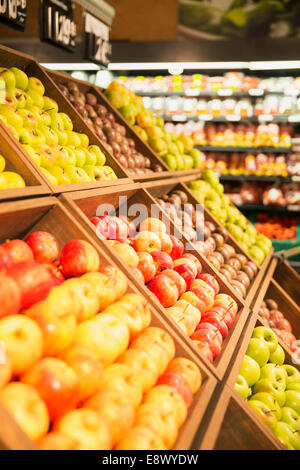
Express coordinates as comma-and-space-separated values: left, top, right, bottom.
0, 45, 132, 194
60, 183, 252, 380
0, 196, 216, 450
45, 68, 202, 183
273, 258, 300, 308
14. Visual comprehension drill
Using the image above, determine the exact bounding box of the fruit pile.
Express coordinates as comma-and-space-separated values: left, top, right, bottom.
235, 326, 300, 450
0, 153, 25, 190
154, 188, 258, 299
259, 299, 300, 361
58, 81, 163, 176
0, 232, 202, 450
0, 67, 117, 185
90, 215, 238, 364
188, 170, 272, 265
104, 81, 202, 171
226, 181, 300, 207
255, 214, 298, 241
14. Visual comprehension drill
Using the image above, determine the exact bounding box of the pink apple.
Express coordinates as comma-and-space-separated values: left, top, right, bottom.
197, 273, 220, 295
119, 216, 136, 237
25, 231, 59, 264
150, 251, 173, 273
148, 273, 179, 308
136, 252, 156, 283
173, 264, 195, 290
181, 253, 202, 277
133, 231, 161, 253
163, 269, 186, 297
169, 235, 184, 261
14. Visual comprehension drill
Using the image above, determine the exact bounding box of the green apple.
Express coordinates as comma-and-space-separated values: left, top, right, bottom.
40, 167, 58, 185
0, 105, 23, 130
50, 112, 64, 132
163, 154, 177, 171
27, 76, 45, 95
13, 89, 27, 109
283, 365, 300, 386
253, 378, 286, 406
65, 166, 91, 183
19, 128, 46, 146
35, 144, 56, 169
249, 246, 265, 265
21, 144, 41, 167
239, 355, 261, 387
250, 392, 281, 420
38, 125, 59, 146
48, 166, 71, 185
102, 166, 117, 180
260, 364, 287, 388
248, 400, 278, 430
252, 326, 278, 353
281, 407, 300, 432
246, 338, 270, 367
53, 128, 68, 146
79, 133, 89, 148
28, 106, 51, 127
287, 382, 300, 392
27, 89, 44, 109
66, 130, 82, 147
10, 67, 28, 90
60, 112, 73, 132
235, 374, 251, 399
0, 154, 5, 172
272, 421, 297, 449
0, 69, 16, 93
269, 344, 285, 366
16, 109, 38, 128
74, 147, 86, 167
54, 146, 76, 168
43, 96, 58, 114
87, 145, 105, 166
284, 390, 300, 415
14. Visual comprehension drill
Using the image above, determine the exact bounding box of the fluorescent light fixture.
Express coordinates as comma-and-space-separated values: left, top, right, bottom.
250, 61, 300, 70
41, 63, 101, 71
108, 62, 249, 71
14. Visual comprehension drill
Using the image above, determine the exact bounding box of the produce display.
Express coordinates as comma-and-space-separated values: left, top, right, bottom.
235, 326, 300, 450
226, 181, 300, 207
259, 298, 300, 362
0, 153, 25, 190
188, 171, 272, 264
57, 81, 163, 176
0, 67, 117, 185
153, 188, 258, 299
255, 214, 298, 241
89, 214, 238, 364
104, 81, 203, 171
0, 232, 202, 450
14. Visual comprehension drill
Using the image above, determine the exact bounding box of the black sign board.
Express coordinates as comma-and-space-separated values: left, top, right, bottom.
84, 12, 111, 67
0, 0, 26, 30
40, 0, 76, 52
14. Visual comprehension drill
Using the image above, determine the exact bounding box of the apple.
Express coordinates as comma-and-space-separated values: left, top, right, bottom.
39, 432, 76, 450
191, 281, 215, 311
163, 269, 186, 297
269, 310, 284, 324
209, 305, 234, 329
139, 217, 166, 233
148, 272, 179, 307
284, 390, 300, 415
169, 235, 184, 261
173, 258, 197, 277
167, 357, 202, 394
84, 389, 135, 446
269, 344, 285, 366
248, 400, 277, 430
130, 334, 170, 376
21, 357, 80, 421
201, 311, 228, 339
118, 348, 159, 392
174, 300, 201, 335
150, 251, 173, 273
273, 421, 300, 450
141, 327, 175, 361
235, 374, 251, 399
166, 306, 189, 335
53, 409, 111, 450
0, 314, 43, 376
0, 353, 12, 389
136, 252, 156, 283
182, 253, 202, 277
2, 239, 33, 264
287, 382, 300, 392
260, 364, 287, 388
276, 318, 292, 332
283, 365, 300, 386
25, 231, 59, 264
250, 392, 281, 420
98, 265, 128, 304
115, 426, 166, 450
158, 232, 172, 254
253, 378, 286, 406
252, 326, 278, 354
173, 264, 195, 291
197, 273, 220, 295
191, 324, 222, 358
133, 231, 161, 253
119, 216, 136, 238
193, 341, 214, 363
246, 338, 270, 367
0, 382, 49, 441
128, 265, 145, 284
0, 246, 13, 272
280, 407, 300, 432
278, 331, 297, 350
0, 275, 21, 318
59, 239, 100, 277
108, 241, 139, 267
239, 354, 261, 386
157, 372, 193, 407
144, 384, 187, 428
74, 313, 130, 365
10, 67, 28, 90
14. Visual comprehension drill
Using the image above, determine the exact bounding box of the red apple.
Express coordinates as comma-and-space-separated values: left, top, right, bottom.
128, 265, 145, 284
197, 273, 220, 295
269, 310, 284, 324
208, 306, 234, 329
180, 291, 206, 315
158, 233, 172, 254
25, 231, 59, 264
148, 273, 179, 308
0, 275, 21, 318
21, 357, 80, 422
193, 341, 214, 363
169, 235, 184, 261
276, 318, 292, 332
173, 264, 195, 290
201, 312, 228, 339
2, 239, 33, 264
150, 251, 173, 273
163, 269, 186, 297
182, 253, 202, 277
0, 246, 12, 273
190, 285, 214, 311
173, 258, 197, 277
119, 216, 136, 237
278, 330, 296, 349
156, 372, 193, 407
139, 217, 166, 234
90, 217, 108, 240
133, 231, 161, 253
59, 239, 100, 277
6, 260, 58, 310
89, 216, 101, 227
136, 252, 156, 283
213, 294, 238, 316
43, 263, 65, 285
191, 323, 222, 358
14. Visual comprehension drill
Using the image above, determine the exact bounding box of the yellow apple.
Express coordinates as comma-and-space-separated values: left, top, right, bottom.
115, 426, 167, 450
144, 384, 187, 427
167, 357, 202, 394
117, 348, 159, 392
135, 402, 178, 449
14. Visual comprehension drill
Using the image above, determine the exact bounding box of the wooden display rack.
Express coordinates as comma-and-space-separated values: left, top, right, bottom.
0, 45, 132, 194
45, 68, 202, 183
60, 183, 250, 380
0, 196, 216, 450
0, 122, 50, 201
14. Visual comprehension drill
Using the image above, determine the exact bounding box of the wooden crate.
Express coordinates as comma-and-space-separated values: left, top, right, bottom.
60, 183, 250, 380
144, 177, 270, 309
0, 45, 131, 194
0, 123, 49, 201
273, 258, 300, 308
0, 196, 216, 451
46, 69, 202, 183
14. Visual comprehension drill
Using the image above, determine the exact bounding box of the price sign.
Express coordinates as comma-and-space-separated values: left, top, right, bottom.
0, 0, 26, 30
84, 12, 111, 66
40, 0, 76, 51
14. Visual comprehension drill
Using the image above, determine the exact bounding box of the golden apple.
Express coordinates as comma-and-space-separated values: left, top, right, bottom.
167, 357, 202, 394
130, 334, 170, 376
135, 402, 178, 449
115, 426, 166, 450
144, 385, 187, 427
39, 431, 77, 450
60, 277, 99, 322
117, 348, 159, 392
